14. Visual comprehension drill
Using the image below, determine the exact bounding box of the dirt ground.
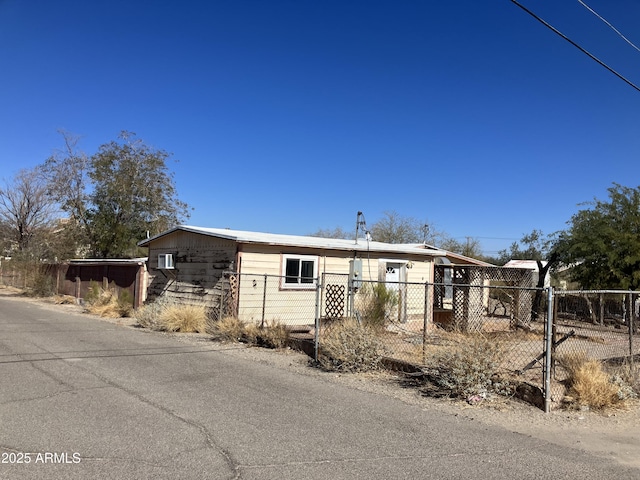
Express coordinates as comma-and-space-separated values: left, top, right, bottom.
3, 288, 640, 469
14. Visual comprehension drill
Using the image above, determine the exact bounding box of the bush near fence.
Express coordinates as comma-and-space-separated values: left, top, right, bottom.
551, 290, 640, 409
315, 278, 640, 409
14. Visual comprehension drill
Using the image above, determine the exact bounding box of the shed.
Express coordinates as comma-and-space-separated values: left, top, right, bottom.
49, 258, 149, 308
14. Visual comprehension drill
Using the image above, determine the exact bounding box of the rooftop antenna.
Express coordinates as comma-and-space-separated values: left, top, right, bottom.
355, 211, 369, 244
422, 224, 430, 245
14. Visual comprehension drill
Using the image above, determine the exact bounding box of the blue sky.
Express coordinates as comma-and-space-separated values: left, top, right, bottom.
2, 0, 640, 256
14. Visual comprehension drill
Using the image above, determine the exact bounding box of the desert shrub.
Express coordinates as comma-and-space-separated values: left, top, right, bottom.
611, 359, 640, 400
84, 281, 103, 305
318, 318, 385, 372
84, 283, 133, 318
559, 352, 635, 410
28, 270, 55, 297
207, 316, 247, 342
357, 283, 398, 330
135, 297, 172, 330
244, 320, 290, 349
424, 334, 512, 398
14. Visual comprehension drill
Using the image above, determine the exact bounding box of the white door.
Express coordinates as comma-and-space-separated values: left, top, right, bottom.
385, 263, 406, 322
385, 263, 401, 289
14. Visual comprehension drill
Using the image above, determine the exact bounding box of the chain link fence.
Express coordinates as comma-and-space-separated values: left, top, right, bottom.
214, 273, 319, 330
550, 290, 640, 404
6, 261, 632, 411
318, 273, 550, 402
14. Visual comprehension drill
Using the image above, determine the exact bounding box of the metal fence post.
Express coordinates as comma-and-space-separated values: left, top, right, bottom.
544, 286, 554, 413
314, 275, 322, 362
261, 274, 267, 328
423, 282, 430, 365
628, 291, 634, 358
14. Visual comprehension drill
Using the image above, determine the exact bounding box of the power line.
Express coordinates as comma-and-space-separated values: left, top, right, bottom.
510, 0, 640, 93
577, 0, 640, 54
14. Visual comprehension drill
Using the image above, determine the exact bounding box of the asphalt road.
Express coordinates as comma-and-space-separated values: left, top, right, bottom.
0, 293, 638, 480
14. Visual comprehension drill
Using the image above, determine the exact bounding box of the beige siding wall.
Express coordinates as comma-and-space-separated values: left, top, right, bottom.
146, 231, 237, 309
235, 244, 434, 326
236, 273, 317, 326
143, 232, 436, 326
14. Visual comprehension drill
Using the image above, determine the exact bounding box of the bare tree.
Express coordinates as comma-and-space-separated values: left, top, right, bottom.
439, 236, 484, 258
308, 226, 352, 239
369, 210, 450, 245
0, 168, 57, 255
41, 131, 92, 247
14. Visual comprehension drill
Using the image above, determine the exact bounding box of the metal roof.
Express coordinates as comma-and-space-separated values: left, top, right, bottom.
139, 225, 448, 257
503, 259, 547, 271
68, 258, 148, 266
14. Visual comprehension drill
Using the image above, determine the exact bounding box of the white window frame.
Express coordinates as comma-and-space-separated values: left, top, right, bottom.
281, 254, 318, 289
157, 253, 175, 270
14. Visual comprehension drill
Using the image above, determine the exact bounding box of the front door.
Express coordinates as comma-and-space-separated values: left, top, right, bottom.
384, 263, 406, 322
385, 263, 401, 290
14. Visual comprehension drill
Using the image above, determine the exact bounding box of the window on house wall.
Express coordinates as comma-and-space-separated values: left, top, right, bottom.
157, 253, 174, 269
282, 254, 317, 288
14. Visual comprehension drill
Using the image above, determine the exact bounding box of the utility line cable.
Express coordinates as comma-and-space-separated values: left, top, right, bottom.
577, 0, 640, 54
510, 0, 640, 93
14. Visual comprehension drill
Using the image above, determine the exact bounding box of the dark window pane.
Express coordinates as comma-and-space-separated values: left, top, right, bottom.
285, 259, 300, 283
300, 260, 314, 283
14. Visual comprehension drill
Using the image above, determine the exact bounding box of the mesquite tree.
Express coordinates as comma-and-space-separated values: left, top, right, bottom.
43, 131, 190, 258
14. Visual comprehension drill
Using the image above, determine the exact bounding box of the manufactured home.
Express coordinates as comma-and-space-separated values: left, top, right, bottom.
138, 226, 491, 328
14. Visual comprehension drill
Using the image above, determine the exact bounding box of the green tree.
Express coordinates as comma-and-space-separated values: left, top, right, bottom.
491, 230, 554, 266
488, 229, 560, 321
556, 184, 640, 290
88, 132, 190, 258
44, 131, 191, 258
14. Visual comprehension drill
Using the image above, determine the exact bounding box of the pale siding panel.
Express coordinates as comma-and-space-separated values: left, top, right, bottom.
239, 250, 282, 276
147, 231, 236, 308
144, 230, 438, 326
236, 273, 316, 326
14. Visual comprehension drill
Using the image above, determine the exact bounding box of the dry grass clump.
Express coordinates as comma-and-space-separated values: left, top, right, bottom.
53, 295, 77, 305
245, 320, 290, 349
559, 352, 636, 410
318, 318, 385, 372
208, 317, 290, 348
135, 297, 207, 333
207, 316, 247, 342
160, 303, 207, 333
422, 334, 513, 398
84, 284, 133, 318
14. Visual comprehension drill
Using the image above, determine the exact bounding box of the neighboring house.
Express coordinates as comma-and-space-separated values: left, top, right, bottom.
138, 225, 489, 327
